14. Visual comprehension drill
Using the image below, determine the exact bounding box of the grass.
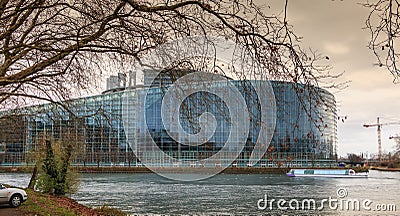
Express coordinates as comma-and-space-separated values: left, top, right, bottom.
17, 188, 127, 216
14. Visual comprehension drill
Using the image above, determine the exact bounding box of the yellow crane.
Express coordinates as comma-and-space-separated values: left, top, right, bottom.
363, 117, 400, 162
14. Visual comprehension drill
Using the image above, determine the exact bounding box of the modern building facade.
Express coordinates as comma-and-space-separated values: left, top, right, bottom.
0, 71, 337, 168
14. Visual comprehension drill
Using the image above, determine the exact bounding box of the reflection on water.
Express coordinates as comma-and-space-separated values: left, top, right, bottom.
0, 170, 399, 215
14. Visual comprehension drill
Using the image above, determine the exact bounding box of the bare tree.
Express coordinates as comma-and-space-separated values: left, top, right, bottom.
393, 135, 400, 159
363, 0, 400, 82
0, 0, 341, 111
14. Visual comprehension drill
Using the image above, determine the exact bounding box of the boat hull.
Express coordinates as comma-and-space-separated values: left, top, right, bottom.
286, 169, 369, 178
286, 173, 369, 178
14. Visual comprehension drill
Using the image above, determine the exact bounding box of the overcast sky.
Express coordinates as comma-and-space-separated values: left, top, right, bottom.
267, 0, 400, 157
97, 0, 400, 158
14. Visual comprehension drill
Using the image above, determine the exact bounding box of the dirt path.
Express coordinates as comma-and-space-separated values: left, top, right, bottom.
0, 205, 28, 216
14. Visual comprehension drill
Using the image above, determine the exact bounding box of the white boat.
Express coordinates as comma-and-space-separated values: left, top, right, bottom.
286, 169, 369, 178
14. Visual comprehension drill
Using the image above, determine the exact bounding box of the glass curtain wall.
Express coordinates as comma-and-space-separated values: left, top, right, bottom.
0, 81, 337, 167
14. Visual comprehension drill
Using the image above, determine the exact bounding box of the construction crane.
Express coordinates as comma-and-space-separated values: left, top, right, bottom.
363, 117, 400, 162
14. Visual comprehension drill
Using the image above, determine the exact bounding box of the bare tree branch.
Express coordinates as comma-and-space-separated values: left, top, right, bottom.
0, 0, 341, 112
363, 0, 400, 83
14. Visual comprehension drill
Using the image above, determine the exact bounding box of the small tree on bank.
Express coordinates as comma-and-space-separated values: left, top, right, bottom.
29, 137, 80, 196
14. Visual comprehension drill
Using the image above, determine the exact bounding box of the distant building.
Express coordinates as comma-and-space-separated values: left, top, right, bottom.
106, 73, 126, 91
0, 71, 337, 167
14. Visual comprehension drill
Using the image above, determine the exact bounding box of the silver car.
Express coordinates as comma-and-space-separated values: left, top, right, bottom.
0, 184, 28, 207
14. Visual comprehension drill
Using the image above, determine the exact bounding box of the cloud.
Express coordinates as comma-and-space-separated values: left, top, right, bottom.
323, 41, 350, 55
263, 0, 400, 156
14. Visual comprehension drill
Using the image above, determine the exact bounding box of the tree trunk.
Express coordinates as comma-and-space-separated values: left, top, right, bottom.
28, 164, 38, 189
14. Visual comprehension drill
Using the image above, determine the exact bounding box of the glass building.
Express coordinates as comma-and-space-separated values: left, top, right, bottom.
0, 72, 337, 168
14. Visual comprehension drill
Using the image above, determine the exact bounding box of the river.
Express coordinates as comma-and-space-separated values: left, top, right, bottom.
0, 170, 399, 215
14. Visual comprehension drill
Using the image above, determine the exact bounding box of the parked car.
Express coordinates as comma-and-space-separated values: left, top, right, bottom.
0, 184, 28, 207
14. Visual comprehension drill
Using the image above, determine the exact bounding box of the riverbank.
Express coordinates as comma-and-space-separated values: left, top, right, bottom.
371, 166, 400, 172
1, 188, 126, 216
0, 166, 359, 174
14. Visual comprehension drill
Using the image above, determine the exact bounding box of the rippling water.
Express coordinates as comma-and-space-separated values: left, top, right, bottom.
1, 170, 399, 215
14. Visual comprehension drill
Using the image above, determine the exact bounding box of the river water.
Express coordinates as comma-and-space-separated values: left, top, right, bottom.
0, 170, 399, 215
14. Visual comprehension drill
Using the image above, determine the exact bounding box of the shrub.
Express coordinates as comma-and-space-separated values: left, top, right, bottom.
33, 139, 80, 196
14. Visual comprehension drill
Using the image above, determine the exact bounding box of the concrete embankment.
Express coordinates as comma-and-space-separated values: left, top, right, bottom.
0, 166, 361, 174
0, 166, 290, 174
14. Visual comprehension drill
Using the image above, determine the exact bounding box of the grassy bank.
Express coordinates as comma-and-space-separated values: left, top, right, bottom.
18, 188, 126, 216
